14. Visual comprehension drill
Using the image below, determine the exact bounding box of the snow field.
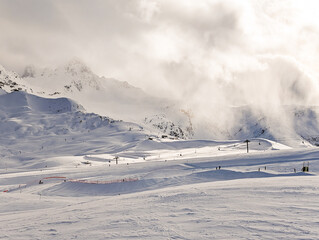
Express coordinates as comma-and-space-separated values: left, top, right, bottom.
1, 130, 319, 239
0, 88, 318, 239
1, 173, 319, 239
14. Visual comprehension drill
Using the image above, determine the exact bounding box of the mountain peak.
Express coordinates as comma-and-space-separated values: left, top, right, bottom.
64, 58, 92, 76
22, 65, 36, 78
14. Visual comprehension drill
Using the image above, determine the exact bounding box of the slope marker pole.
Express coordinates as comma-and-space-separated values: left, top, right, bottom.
244, 140, 250, 153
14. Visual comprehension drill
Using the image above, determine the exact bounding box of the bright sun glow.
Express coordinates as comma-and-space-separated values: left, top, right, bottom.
291, 0, 319, 27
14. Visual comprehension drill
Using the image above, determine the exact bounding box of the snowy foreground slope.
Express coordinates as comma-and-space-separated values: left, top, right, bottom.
1, 144, 319, 239
0, 91, 319, 239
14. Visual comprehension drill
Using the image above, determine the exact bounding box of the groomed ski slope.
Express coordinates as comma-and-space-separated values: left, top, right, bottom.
0, 90, 318, 239
1, 140, 319, 239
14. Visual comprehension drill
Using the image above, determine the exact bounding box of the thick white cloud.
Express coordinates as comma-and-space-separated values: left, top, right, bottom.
1, 0, 319, 113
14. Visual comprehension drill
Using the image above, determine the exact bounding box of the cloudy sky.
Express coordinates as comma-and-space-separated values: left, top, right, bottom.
1, 0, 319, 108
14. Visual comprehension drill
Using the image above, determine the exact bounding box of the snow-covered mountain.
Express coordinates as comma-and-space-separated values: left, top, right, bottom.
17, 59, 193, 139
21, 59, 169, 119
0, 64, 30, 92
22, 59, 102, 93
217, 106, 319, 147
0, 91, 153, 166
2, 60, 319, 147
0, 60, 192, 139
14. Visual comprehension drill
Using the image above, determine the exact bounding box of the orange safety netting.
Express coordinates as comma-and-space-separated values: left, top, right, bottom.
68, 177, 138, 184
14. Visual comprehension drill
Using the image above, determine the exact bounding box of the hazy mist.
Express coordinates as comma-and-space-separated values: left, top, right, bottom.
1, 0, 319, 141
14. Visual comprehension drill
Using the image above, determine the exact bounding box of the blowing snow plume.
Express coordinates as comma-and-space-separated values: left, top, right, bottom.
141, 0, 319, 143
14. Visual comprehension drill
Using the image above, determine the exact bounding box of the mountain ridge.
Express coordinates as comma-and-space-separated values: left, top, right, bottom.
1, 60, 319, 147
